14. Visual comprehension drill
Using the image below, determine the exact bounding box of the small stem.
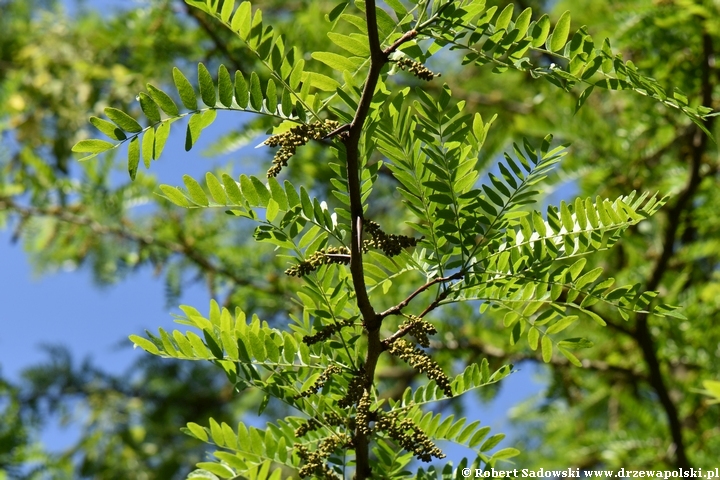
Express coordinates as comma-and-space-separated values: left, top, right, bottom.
378, 272, 463, 319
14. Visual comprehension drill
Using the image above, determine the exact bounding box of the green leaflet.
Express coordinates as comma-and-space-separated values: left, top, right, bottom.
234, 71, 249, 108
138, 93, 161, 123
146, 83, 179, 116
198, 62, 216, 107
185, 110, 217, 151
265, 78, 277, 114
549, 11, 571, 53
89, 116, 126, 141
127, 136, 140, 180
141, 127, 154, 168
105, 107, 142, 133
327, 32, 370, 56
173, 67, 198, 110
249, 72, 262, 110
311, 51, 363, 72
218, 65, 234, 107
72, 139, 115, 154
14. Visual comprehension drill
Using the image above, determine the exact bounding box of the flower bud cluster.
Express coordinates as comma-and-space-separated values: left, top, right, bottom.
401, 315, 437, 348
375, 411, 445, 462
395, 58, 441, 81
294, 364, 342, 399
285, 246, 350, 277
303, 317, 354, 345
265, 120, 340, 177
338, 371, 366, 408
355, 390, 372, 435
294, 418, 320, 438
363, 220, 421, 257
386, 338, 453, 397
294, 411, 344, 437
295, 434, 350, 479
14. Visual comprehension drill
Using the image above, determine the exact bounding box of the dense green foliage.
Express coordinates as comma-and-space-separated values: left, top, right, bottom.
1, 0, 718, 478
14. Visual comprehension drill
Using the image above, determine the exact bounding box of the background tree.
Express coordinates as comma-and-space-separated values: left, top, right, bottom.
0, 0, 717, 478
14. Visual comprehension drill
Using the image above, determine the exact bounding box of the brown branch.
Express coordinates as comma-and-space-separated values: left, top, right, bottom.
0, 196, 253, 290
332, 2, 451, 475
378, 272, 463, 319
417, 288, 452, 319
347, 2, 383, 476
345, 2, 430, 478
382, 29, 418, 56
631, 31, 716, 470
322, 123, 351, 140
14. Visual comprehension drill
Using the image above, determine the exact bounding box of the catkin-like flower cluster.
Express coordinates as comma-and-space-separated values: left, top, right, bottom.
295, 434, 351, 479
294, 365, 342, 399
386, 338, 453, 397
363, 220, 421, 257
294, 418, 320, 438
285, 246, 350, 277
338, 371, 366, 408
355, 390, 373, 435
294, 411, 345, 437
375, 411, 445, 462
395, 58, 441, 81
400, 315, 437, 348
264, 120, 340, 177
303, 317, 354, 345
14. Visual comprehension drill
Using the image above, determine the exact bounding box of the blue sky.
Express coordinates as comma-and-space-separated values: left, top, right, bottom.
1, 0, 548, 464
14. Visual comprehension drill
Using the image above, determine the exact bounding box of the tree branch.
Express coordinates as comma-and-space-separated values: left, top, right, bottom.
338, 3, 458, 476
631, 31, 716, 470
378, 272, 463, 319
0, 196, 255, 292
345, 2, 429, 478
346, 2, 383, 475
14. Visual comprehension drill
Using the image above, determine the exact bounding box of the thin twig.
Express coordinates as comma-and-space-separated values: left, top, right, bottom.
378, 272, 463, 319
382, 30, 418, 56
0, 196, 253, 290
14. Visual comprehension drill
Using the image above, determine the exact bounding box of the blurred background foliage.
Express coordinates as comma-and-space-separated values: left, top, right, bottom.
0, 0, 718, 478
